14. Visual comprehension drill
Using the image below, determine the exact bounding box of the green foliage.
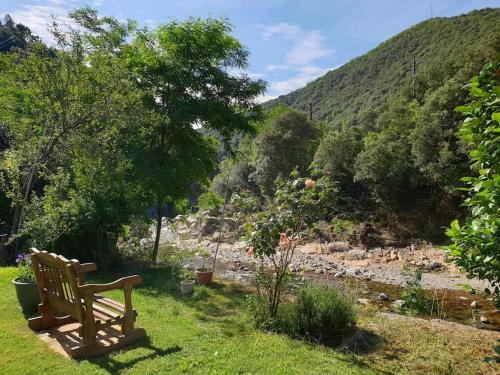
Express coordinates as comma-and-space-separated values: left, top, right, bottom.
247, 174, 338, 318
0, 15, 35, 52
14, 253, 35, 283
314, 125, 362, 194
197, 191, 224, 212
445, 61, 500, 306
253, 109, 319, 196
265, 9, 500, 126
290, 284, 357, 344
399, 268, 432, 315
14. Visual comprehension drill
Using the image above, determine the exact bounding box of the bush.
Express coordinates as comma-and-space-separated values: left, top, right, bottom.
197, 191, 223, 212
400, 268, 432, 315
291, 285, 357, 344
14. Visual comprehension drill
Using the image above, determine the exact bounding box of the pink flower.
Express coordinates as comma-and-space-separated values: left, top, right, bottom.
246, 247, 254, 257
279, 233, 290, 248
305, 179, 316, 189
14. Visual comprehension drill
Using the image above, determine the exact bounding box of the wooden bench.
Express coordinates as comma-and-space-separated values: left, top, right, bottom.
28, 248, 145, 357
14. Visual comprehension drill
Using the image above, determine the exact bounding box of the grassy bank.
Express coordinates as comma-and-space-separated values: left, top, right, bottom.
0, 265, 497, 374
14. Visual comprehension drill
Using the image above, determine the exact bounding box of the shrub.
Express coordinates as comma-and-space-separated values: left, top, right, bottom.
291, 285, 357, 344
400, 268, 432, 315
197, 191, 223, 212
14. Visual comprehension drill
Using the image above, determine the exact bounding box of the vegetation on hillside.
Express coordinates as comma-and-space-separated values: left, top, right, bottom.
213, 9, 500, 241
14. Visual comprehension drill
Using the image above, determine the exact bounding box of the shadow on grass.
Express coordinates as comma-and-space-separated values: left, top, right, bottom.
88, 335, 181, 373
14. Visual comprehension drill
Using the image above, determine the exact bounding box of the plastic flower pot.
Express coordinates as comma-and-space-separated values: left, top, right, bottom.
196, 269, 214, 285
180, 280, 195, 295
12, 278, 40, 312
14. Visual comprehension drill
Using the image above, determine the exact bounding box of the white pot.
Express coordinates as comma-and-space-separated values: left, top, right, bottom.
180, 280, 195, 295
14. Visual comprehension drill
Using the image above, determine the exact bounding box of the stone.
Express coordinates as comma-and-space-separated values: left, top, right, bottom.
470, 301, 479, 309
211, 231, 221, 242
201, 217, 219, 235
459, 296, 469, 301
174, 215, 184, 221
347, 267, 362, 276
431, 261, 442, 269
357, 298, 370, 305
334, 271, 346, 277
346, 249, 368, 260
392, 300, 405, 310
390, 251, 399, 261
378, 293, 389, 301
480, 316, 490, 324
327, 241, 350, 252
222, 218, 238, 230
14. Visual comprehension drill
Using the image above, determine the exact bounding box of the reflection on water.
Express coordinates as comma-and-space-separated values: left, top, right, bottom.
181, 257, 500, 331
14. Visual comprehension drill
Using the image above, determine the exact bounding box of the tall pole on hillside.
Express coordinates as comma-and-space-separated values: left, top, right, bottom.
308, 102, 313, 121
412, 57, 417, 99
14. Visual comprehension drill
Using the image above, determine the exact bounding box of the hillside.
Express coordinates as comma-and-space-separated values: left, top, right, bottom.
265, 8, 500, 125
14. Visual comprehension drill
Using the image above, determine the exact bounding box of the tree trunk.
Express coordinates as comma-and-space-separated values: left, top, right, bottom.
152, 195, 163, 265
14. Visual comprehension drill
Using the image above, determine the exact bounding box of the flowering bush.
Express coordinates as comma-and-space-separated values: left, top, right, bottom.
246, 173, 338, 321
15, 253, 35, 283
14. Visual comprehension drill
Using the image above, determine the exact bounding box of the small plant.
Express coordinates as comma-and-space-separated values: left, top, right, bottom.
400, 268, 432, 315
291, 284, 357, 344
15, 253, 35, 283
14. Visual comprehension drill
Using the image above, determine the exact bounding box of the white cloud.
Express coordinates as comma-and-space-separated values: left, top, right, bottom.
257, 22, 336, 99
6, 0, 78, 42
269, 65, 333, 97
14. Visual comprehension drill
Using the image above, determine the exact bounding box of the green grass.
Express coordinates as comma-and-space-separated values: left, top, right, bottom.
0, 265, 497, 374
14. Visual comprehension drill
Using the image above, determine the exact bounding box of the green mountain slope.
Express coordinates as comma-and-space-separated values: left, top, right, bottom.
265, 8, 500, 125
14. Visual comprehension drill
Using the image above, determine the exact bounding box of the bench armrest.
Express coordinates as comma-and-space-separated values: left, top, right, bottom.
79, 275, 142, 295
78, 263, 97, 273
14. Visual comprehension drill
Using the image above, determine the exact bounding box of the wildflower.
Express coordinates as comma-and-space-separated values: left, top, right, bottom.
279, 232, 290, 248
246, 247, 254, 257
305, 179, 316, 189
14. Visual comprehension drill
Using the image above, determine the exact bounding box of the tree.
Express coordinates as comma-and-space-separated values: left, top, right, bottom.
314, 124, 362, 194
124, 18, 265, 263
252, 107, 319, 196
0, 15, 35, 52
445, 61, 500, 307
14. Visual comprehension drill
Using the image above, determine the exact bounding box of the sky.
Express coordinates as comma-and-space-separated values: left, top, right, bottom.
1, 0, 499, 101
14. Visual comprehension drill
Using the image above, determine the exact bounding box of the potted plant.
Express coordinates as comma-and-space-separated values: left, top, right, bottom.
12, 253, 40, 312
195, 248, 214, 284
180, 269, 195, 295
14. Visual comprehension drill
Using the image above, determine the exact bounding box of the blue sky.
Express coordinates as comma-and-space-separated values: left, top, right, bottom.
1, 0, 499, 101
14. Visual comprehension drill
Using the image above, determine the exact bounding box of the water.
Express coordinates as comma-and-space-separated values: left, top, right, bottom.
181, 257, 500, 331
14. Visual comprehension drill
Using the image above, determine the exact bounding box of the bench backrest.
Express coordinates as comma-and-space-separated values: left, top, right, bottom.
30, 248, 85, 323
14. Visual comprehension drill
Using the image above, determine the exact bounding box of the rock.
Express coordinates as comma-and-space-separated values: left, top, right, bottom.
314, 269, 324, 274
390, 251, 399, 261
346, 249, 368, 260
222, 218, 238, 230
431, 261, 442, 270
334, 271, 346, 277
211, 231, 221, 242
357, 298, 370, 305
378, 293, 389, 301
327, 241, 350, 252
347, 267, 362, 276
186, 215, 198, 225
480, 316, 490, 324
410, 244, 417, 251
174, 215, 184, 221
392, 300, 405, 310
201, 216, 219, 235
459, 296, 469, 301
470, 301, 479, 309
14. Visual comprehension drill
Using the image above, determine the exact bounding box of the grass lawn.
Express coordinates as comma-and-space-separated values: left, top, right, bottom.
0, 265, 498, 374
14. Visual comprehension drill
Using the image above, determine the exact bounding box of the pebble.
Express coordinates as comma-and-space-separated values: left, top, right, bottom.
480, 316, 490, 324
357, 298, 370, 305
470, 301, 479, 309
379, 293, 389, 301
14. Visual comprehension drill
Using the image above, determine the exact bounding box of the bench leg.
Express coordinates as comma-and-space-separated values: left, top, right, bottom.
28, 303, 55, 330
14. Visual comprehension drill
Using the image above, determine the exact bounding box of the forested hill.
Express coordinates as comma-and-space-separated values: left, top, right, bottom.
264, 8, 500, 125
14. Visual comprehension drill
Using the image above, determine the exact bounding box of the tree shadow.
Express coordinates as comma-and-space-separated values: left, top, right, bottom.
340, 328, 387, 355
88, 335, 181, 374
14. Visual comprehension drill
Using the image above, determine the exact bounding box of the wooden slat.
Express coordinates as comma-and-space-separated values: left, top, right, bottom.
94, 295, 125, 312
